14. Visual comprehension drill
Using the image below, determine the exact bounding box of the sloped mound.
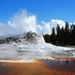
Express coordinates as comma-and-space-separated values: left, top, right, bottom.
22, 31, 45, 43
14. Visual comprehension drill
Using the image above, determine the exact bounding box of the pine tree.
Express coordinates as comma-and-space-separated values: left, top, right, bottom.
64, 22, 70, 45
56, 24, 61, 45
50, 27, 56, 44
60, 27, 65, 45
71, 24, 75, 45
43, 34, 50, 43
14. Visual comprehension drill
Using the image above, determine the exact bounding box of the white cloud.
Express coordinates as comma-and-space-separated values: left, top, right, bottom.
7, 21, 17, 28
50, 19, 65, 28
0, 23, 4, 26
69, 22, 75, 25
37, 24, 43, 31
37, 19, 65, 34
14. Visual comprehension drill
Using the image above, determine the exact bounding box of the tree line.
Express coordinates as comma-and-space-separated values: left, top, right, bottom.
43, 22, 75, 46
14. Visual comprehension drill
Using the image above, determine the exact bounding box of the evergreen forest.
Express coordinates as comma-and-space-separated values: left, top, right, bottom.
43, 22, 75, 46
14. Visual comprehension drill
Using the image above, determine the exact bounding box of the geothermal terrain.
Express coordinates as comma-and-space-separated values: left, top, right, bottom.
0, 31, 75, 62
0, 31, 75, 75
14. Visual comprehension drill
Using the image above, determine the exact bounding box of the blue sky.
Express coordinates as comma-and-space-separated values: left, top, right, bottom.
0, 0, 75, 23
0, 0, 75, 35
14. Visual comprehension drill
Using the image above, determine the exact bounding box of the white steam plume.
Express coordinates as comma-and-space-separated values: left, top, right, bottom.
0, 9, 67, 37
0, 9, 37, 37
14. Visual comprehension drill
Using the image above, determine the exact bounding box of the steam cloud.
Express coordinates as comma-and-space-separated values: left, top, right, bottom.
0, 9, 66, 37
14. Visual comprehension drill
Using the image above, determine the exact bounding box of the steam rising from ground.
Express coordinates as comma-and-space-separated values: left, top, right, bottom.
9, 9, 37, 33
0, 9, 66, 37
0, 9, 37, 37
